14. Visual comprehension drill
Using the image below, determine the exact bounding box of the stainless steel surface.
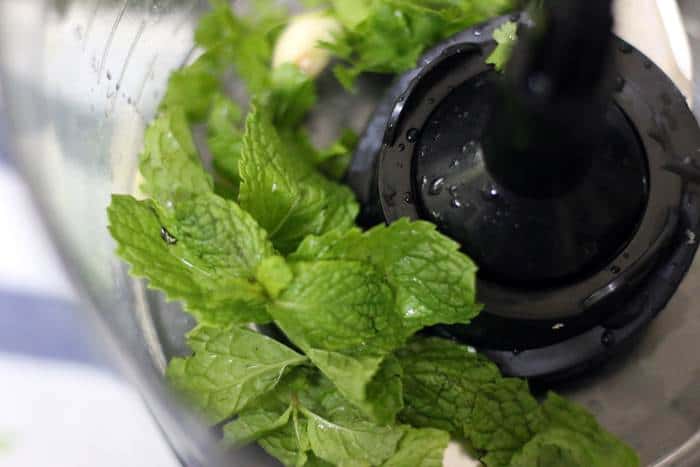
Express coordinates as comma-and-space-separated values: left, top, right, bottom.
0, 1, 699, 466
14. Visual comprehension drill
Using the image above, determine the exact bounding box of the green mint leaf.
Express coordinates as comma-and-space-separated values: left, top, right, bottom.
195, 1, 284, 95
207, 94, 245, 198
302, 406, 405, 466
139, 108, 213, 206
167, 326, 307, 424
327, 0, 517, 89
308, 350, 404, 425
398, 337, 540, 466
316, 128, 359, 180
270, 260, 405, 354
486, 21, 518, 72
292, 218, 481, 332
469, 379, 542, 467
398, 337, 636, 467
256, 256, 294, 299
224, 405, 293, 447
160, 52, 224, 122
108, 194, 273, 325
239, 108, 358, 253
269, 260, 406, 423
258, 412, 313, 467
397, 337, 502, 434
268, 63, 318, 128
329, 0, 372, 29
509, 394, 640, 467
383, 428, 450, 467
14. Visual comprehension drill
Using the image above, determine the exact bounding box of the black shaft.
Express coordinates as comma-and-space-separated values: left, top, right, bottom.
482, 0, 615, 197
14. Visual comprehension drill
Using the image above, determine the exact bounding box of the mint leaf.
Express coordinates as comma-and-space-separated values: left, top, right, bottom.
256, 256, 294, 299
327, 0, 517, 89
292, 219, 481, 332
167, 326, 307, 424
108, 193, 273, 325
207, 94, 245, 198
195, 1, 284, 95
316, 128, 359, 180
383, 428, 450, 467
303, 406, 406, 466
469, 379, 542, 467
270, 260, 404, 354
239, 109, 358, 253
224, 405, 293, 447
139, 109, 213, 206
509, 394, 640, 467
268, 260, 406, 423
486, 21, 518, 72
397, 337, 502, 434
258, 413, 313, 467
160, 52, 224, 122
398, 337, 540, 466
398, 337, 637, 467
268, 63, 318, 128
329, 0, 372, 29
308, 350, 404, 425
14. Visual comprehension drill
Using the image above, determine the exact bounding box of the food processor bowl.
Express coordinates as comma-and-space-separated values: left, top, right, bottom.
1, 1, 699, 466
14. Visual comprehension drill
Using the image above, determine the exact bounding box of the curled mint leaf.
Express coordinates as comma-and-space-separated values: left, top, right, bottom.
167, 326, 307, 424
108, 193, 273, 325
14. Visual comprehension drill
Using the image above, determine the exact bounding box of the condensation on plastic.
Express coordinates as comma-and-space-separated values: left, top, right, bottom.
0, 1, 699, 466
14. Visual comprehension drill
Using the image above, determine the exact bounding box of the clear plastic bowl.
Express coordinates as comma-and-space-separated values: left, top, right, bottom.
1, 1, 699, 466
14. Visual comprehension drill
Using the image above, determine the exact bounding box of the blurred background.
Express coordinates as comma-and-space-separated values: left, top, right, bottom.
0, 0, 699, 466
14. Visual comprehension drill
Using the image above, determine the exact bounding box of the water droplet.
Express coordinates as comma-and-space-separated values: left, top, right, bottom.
481, 185, 500, 201
433, 133, 441, 142
106, 70, 112, 80
420, 175, 428, 187
512, 348, 521, 356
619, 42, 633, 54
429, 177, 446, 195
601, 330, 616, 346
474, 28, 482, 37
404, 192, 414, 204
686, 229, 697, 245
449, 185, 459, 196
449, 159, 460, 168
406, 128, 419, 142
115, 83, 120, 91
614, 76, 626, 93
451, 199, 462, 208
398, 143, 406, 152
611, 265, 621, 274
552, 323, 565, 331
643, 59, 653, 69
160, 227, 178, 245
